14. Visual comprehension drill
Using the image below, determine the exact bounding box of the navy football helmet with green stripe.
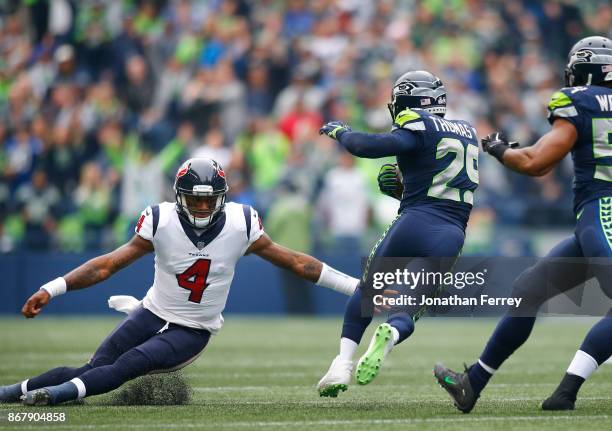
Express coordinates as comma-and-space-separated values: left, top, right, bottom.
387, 70, 447, 121
565, 36, 612, 87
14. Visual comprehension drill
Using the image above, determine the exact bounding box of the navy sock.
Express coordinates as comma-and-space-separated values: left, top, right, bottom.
480, 315, 535, 370
468, 315, 536, 395
579, 315, 612, 365
467, 362, 493, 395
340, 288, 372, 344
386, 313, 414, 343
46, 381, 78, 405
0, 383, 23, 402
26, 364, 92, 392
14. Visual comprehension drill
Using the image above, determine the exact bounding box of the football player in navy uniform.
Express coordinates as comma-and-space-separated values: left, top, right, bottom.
316, 71, 479, 396
434, 36, 612, 412
0, 158, 361, 406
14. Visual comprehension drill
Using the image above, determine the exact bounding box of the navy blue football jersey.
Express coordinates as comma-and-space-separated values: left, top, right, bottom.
392, 108, 479, 228
547, 85, 612, 212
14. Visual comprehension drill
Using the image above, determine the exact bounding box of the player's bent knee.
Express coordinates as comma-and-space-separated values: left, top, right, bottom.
113, 349, 156, 380
90, 353, 118, 368
508, 266, 548, 315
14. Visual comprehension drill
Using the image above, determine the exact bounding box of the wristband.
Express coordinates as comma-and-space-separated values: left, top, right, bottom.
40, 277, 67, 298
317, 263, 359, 296
488, 144, 509, 164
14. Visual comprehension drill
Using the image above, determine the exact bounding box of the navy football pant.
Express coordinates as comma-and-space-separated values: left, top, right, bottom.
480, 197, 612, 373
342, 207, 465, 344
26, 307, 210, 396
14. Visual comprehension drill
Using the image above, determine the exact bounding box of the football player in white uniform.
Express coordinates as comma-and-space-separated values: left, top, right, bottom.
0, 158, 359, 406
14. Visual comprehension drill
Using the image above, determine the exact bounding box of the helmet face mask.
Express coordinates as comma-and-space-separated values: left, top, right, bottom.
388, 70, 447, 121
174, 158, 229, 229
176, 191, 226, 229
564, 36, 612, 87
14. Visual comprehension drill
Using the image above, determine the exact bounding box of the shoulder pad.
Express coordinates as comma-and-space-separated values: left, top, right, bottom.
547, 89, 578, 122
548, 90, 573, 110
394, 108, 426, 131
394, 108, 421, 125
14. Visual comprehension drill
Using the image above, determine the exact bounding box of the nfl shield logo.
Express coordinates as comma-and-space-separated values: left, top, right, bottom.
197, 241, 205, 249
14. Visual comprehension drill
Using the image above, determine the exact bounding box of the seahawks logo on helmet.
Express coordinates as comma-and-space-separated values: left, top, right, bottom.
565, 36, 612, 87
387, 70, 447, 121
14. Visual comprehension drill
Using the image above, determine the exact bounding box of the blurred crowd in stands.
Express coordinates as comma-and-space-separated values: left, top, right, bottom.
0, 0, 610, 255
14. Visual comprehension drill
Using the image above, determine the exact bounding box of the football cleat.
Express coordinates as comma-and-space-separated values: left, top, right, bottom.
541, 392, 575, 411
433, 363, 478, 413
0, 384, 23, 403
541, 372, 585, 411
355, 323, 394, 386
21, 389, 52, 406
317, 356, 353, 397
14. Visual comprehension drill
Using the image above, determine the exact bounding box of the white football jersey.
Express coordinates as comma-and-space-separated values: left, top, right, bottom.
135, 201, 264, 334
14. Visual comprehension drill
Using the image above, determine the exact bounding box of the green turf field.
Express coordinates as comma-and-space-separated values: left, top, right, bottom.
0, 316, 610, 430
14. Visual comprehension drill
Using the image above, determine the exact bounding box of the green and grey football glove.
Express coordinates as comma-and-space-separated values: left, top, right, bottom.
319, 121, 352, 140
377, 163, 403, 200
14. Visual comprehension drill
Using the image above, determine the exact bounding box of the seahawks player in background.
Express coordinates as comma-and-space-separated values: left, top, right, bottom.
316, 71, 479, 396
435, 36, 612, 413
0, 158, 360, 406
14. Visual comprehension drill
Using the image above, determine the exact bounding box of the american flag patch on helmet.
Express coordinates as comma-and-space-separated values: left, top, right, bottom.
420, 98, 431, 106
603, 65, 612, 72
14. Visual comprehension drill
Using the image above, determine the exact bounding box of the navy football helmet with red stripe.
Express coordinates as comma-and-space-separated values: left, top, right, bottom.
174, 158, 229, 229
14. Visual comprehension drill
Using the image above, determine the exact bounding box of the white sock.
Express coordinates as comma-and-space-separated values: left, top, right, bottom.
70, 378, 87, 399
339, 337, 358, 361
567, 350, 598, 379
21, 380, 29, 395
478, 359, 497, 375
390, 327, 400, 345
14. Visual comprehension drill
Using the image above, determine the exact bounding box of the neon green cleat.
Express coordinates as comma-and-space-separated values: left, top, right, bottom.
355, 323, 394, 385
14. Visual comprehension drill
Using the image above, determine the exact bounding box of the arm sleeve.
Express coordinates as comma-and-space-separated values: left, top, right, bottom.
337, 129, 421, 158
134, 206, 154, 241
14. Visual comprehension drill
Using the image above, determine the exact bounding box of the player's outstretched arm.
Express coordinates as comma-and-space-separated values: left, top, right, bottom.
319, 121, 419, 158
246, 233, 359, 295
21, 235, 153, 318
485, 119, 577, 176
